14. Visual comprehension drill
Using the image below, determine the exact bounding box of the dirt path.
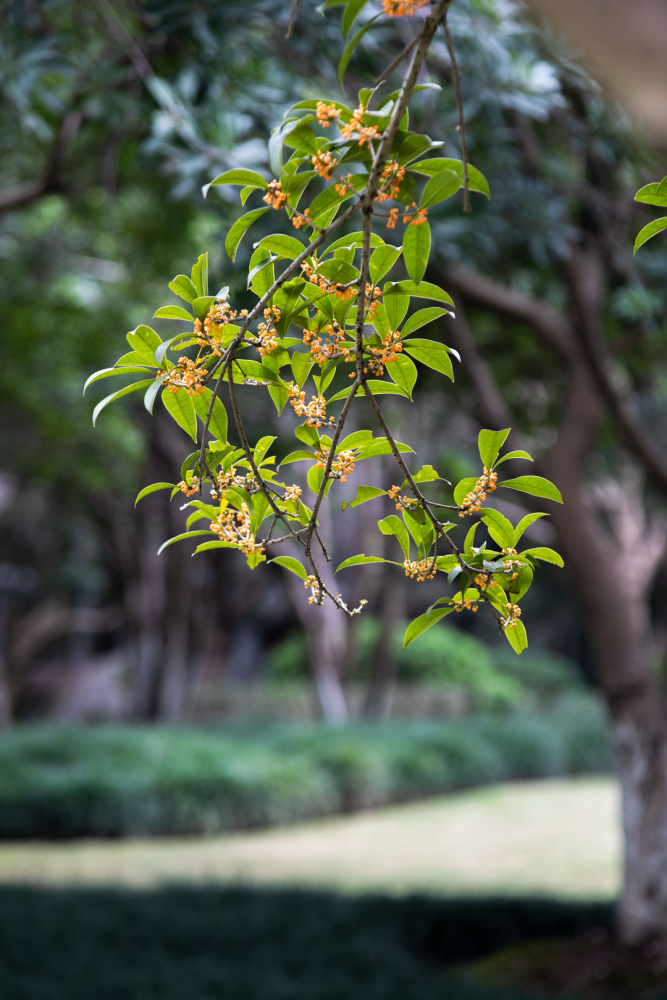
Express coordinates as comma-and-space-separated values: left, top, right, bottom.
0, 777, 620, 897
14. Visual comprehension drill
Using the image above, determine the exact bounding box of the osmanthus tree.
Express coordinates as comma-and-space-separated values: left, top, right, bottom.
87, 0, 562, 654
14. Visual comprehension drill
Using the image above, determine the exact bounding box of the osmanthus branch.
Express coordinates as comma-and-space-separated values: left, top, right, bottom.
303, 0, 453, 565
196, 0, 457, 612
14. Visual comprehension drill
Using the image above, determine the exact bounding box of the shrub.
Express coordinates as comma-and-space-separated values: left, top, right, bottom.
0, 698, 611, 839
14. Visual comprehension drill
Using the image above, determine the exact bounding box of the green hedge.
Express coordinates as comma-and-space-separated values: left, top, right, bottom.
0, 694, 611, 838
0, 886, 612, 1000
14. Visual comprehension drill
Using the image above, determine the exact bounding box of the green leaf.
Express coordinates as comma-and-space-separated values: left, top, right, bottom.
192, 296, 216, 321
402, 304, 448, 337
521, 547, 564, 568
269, 556, 308, 580
204, 168, 268, 198
513, 512, 549, 546
403, 608, 453, 647
384, 289, 410, 328
135, 482, 175, 506
478, 428, 511, 470
324, 231, 385, 255
295, 424, 320, 447
193, 540, 236, 554
499, 476, 563, 503
92, 379, 154, 426
481, 509, 514, 550
338, 15, 380, 88
144, 372, 169, 414
154, 305, 194, 322
225, 207, 270, 262
284, 122, 319, 156
336, 429, 373, 451
342, 486, 386, 510
336, 554, 394, 571
169, 275, 199, 303
634, 217, 667, 254
291, 351, 313, 388
494, 450, 533, 466
421, 170, 461, 209
162, 387, 198, 442
327, 381, 409, 402
308, 175, 366, 228
634, 180, 667, 208
386, 281, 454, 307
192, 388, 228, 443
84, 367, 151, 394
268, 384, 289, 415
342, 0, 370, 38
410, 157, 490, 198
191, 254, 208, 297
280, 450, 315, 468
453, 477, 479, 507
505, 619, 528, 654
157, 530, 214, 555
386, 353, 418, 398
403, 339, 454, 381
127, 325, 162, 361
307, 463, 324, 495
355, 439, 413, 460
402, 223, 431, 284
154, 334, 196, 366
378, 514, 410, 558
250, 492, 271, 535
369, 244, 402, 284
257, 234, 306, 259
317, 258, 358, 284
226, 358, 282, 384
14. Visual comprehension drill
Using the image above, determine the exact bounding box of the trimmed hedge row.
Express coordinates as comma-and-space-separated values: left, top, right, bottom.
0, 693, 611, 839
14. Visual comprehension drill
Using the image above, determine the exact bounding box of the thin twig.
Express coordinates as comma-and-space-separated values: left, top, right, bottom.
374, 35, 418, 87
443, 14, 470, 214
286, 0, 303, 39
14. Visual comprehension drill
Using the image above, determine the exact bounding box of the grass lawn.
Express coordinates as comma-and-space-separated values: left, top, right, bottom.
0, 776, 620, 899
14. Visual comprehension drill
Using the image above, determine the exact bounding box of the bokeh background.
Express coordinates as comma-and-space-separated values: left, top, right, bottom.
2, 0, 667, 997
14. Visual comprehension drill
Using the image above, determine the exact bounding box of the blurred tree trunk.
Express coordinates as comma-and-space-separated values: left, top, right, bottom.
445, 252, 667, 945
282, 501, 349, 723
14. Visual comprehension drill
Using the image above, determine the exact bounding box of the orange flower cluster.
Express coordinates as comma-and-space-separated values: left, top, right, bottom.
452, 596, 479, 612
311, 150, 338, 181
383, 0, 429, 16
340, 105, 382, 147
210, 503, 264, 556
263, 180, 287, 210
302, 320, 351, 366
402, 202, 429, 226
166, 356, 208, 396
178, 477, 199, 497
334, 173, 355, 197
402, 559, 436, 582
502, 602, 522, 629
315, 445, 356, 482
195, 300, 249, 355
287, 385, 332, 428
474, 573, 500, 590
210, 466, 254, 500
300, 258, 357, 303
376, 160, 405, 203
316, 102, 341, 128
283, 484, 302, 504
386, 207, 399, 229
458, 468, 498, 517
387, 485, 420, 511
292, 207, 312, 230
256, 306, 281, 356
365, 283, 383, 316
